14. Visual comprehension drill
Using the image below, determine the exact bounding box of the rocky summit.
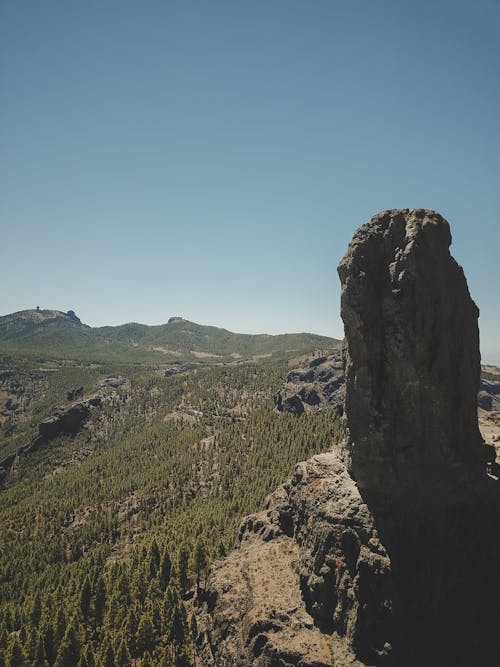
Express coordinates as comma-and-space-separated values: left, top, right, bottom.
197, 210, 500, 667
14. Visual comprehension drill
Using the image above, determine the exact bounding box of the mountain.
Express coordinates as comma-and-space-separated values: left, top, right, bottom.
0, 311, 342, 666
1, 212, 498, 667
0, 309, 340, 362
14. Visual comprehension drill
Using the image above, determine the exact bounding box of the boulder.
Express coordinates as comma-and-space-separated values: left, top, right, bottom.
478, 391, 493, 411
99, 377, 129, 389
282, 394, 304, 416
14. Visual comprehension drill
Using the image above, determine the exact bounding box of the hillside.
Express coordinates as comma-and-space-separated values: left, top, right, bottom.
0, 312, 342, 666
0, 310, 340, 362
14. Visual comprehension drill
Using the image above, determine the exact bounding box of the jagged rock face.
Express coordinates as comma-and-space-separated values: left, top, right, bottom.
338, 208, 483, 491
274, 354, 345, 417
198, 453, 393, 667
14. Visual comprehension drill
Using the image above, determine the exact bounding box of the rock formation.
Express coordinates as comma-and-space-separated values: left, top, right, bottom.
197, 209, 500, 667
338, 208, 483, 491
274, 354, 345, 417
0, 395, 102, 485
66, 309, 81, 323
198, 453, 393, 666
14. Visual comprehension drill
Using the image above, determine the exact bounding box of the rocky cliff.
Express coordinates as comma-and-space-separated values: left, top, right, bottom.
338, 208, 483, 491
197, 209, 500, 667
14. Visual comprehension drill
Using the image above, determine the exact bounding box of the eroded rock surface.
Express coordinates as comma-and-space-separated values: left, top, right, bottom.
274, 354, 345, 417
198, 453, 392, 667
0, 395, 103, 483
338, 208, 483, 491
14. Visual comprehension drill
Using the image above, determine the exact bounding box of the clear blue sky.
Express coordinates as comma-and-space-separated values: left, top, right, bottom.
1, 0, 499, 362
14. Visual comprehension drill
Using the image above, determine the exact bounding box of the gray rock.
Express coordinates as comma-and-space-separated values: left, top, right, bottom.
99, 376, 129, 389
478, 391, 493, 411
66, 309, 81, 323
282, 394, 304, 416
67, 386, 84, 401
39, 397, 101, 438
299, 386, 320, 406
338, 208, 483, 491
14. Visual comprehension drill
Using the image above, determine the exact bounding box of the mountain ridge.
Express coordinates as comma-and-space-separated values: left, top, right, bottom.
0, 309, 341, 362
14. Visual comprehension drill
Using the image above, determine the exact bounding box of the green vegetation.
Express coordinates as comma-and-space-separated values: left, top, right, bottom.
0, 310, 340, 362
0, 315, 343, 666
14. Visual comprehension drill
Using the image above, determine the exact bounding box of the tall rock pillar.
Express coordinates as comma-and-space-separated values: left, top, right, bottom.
338, 208, 483, 491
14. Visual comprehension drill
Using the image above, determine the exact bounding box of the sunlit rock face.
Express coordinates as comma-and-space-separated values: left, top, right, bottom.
338, 208, 483, 491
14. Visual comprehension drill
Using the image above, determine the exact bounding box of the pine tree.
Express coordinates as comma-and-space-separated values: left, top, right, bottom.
31, 632, 48, 667
192, 539, 206, 591
80, 645, 95, 667
148, 541, 160, 581
5, 637, 27, 667
176, 549, 189, 596
54, 609, 66, 645
115, 640, 129, 667
93, 578, 106, 628
115, 574, 130, 605
166, 604, 186, 661
123, 610, 138, 657
189, 614, 197, 642
105, 595, 120, 631
135, 615, 155, 656
30, 594, 42, 628
101, 641, 115, 667
79, 578, 92, 621
158, 550, 172, 591
53, 618, 81, 667
41, 625, 55, 666
158, 650, 172, 667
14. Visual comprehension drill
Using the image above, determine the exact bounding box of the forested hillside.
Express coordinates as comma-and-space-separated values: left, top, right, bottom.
0, 310, 339, 362
0, 330, 342, 666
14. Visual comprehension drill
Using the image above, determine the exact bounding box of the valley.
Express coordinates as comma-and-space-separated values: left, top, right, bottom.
0, 311, 342, 666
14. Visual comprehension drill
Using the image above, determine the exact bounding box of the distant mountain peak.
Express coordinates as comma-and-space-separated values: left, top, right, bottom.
65, 309, 81, 323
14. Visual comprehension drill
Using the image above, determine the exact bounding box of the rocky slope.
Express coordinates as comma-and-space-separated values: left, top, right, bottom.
197, 209, 500, 667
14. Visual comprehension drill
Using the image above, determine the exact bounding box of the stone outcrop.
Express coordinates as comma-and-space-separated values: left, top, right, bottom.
479, 378, 500, 411
67, 386, 84, 401
198, 453, 393, 667
38, 396, 101, 439
99, 376, 130, 389
198, 209, 500, 667
338, 208, 483, 491
274, 354, 345, 417
66, 309, 81, 323
0, 395, 102, 484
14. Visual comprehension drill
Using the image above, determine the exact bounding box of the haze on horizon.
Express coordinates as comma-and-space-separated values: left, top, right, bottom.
1, 1, 499, 363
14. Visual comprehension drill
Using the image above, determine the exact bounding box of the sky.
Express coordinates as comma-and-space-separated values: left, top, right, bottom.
1, 0, 499, 363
